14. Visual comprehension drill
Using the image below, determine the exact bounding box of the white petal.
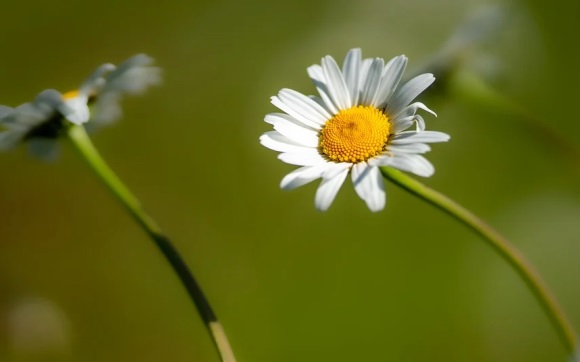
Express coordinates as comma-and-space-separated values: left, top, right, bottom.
307, 65, 339, 114
307, 64, 325, 84
351, 162, 385, 212
264, 113, 319, 147
373, 55, 407, 108
278, 149, 327, 166
91, 92, 122, 124
307, 95, 330, 112
34, 89, 65, 110
271, 95, 322, 130
359, 58, 384, 106
391, 131, 450, 144
391, 103, 435, 132
342, 48, 362, 105
2, 104, 44, 127
358, 58, 373, 89
0, 130, 25, 150
398, 102, 437, 117
315, 167, 349, 211
0, 105, 14, 119
322, 55, 351, 109
61, 95, 90, 125
322, 162, 352, 180
391, 115, 416, 133
278, 88, 332, 124
80, 63, 116, 94
392, 104, 415, 120
372, 154, 435, 177
387, 74, 435, 116
259, 131, 313, 153
280, 165, 326, 190
387, 143, 431, 154
103, 54, 161, 94
414, 114, 426, 132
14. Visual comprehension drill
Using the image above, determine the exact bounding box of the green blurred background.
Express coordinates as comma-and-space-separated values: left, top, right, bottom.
1, 0, 579, 361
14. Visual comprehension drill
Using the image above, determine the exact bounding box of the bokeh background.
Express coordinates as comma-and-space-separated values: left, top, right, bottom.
1, 0, 579, 361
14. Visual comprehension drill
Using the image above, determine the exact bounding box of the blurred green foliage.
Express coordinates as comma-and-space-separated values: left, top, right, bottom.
1, 0, 579, 361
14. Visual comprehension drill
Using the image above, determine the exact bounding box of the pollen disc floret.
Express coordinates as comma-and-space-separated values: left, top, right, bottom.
260, 48, 451, 212
320, 106, 390, 163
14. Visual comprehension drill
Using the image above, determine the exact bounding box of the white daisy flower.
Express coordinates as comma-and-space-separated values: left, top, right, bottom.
0, 54, 160, 159
260, 48, 450, 212
0, 65, 113, 159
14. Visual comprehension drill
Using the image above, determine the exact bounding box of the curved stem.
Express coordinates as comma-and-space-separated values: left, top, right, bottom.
381, 166, 578, 354
67, 124, 237, 362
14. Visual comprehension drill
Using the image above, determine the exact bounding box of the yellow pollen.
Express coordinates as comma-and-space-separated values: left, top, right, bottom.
62, 90, 80, 100
319, 106, 391, 163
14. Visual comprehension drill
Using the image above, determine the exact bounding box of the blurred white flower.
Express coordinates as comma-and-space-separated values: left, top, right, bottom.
412, 5, 508, 89
260, 48, 449, 212
0, 54, 160, 159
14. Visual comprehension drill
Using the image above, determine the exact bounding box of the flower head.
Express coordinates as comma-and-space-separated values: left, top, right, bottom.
0, 54, 160, 159
260, 48, 450, 212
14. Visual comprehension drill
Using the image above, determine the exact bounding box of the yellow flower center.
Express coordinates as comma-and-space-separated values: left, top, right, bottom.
62, 90, 79, 100
319, 106, 391, 163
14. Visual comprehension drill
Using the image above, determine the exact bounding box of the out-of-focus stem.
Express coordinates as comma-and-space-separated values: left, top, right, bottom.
67, 124, 237, 362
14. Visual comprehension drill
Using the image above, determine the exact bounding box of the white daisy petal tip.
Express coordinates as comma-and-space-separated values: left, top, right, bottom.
343, 48, 362, 61
417, 103, 437, 117
263, 113, 276, 125
392, 54, 408, 65
323, 54, 337, 63
429, 131, 451, 142
314, 168, 348, 212
279, 166, 324, 191
366, 196, 386, 212
351, 163, 386, 212
277, 150, 326, 167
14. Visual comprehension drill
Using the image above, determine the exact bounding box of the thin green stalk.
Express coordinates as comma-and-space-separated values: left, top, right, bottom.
381, 167, 577, 354
67, 124, 237, 362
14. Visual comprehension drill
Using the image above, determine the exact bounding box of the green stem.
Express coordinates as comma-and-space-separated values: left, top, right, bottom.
67, 124, 237, 362
381, 167, 577, 354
